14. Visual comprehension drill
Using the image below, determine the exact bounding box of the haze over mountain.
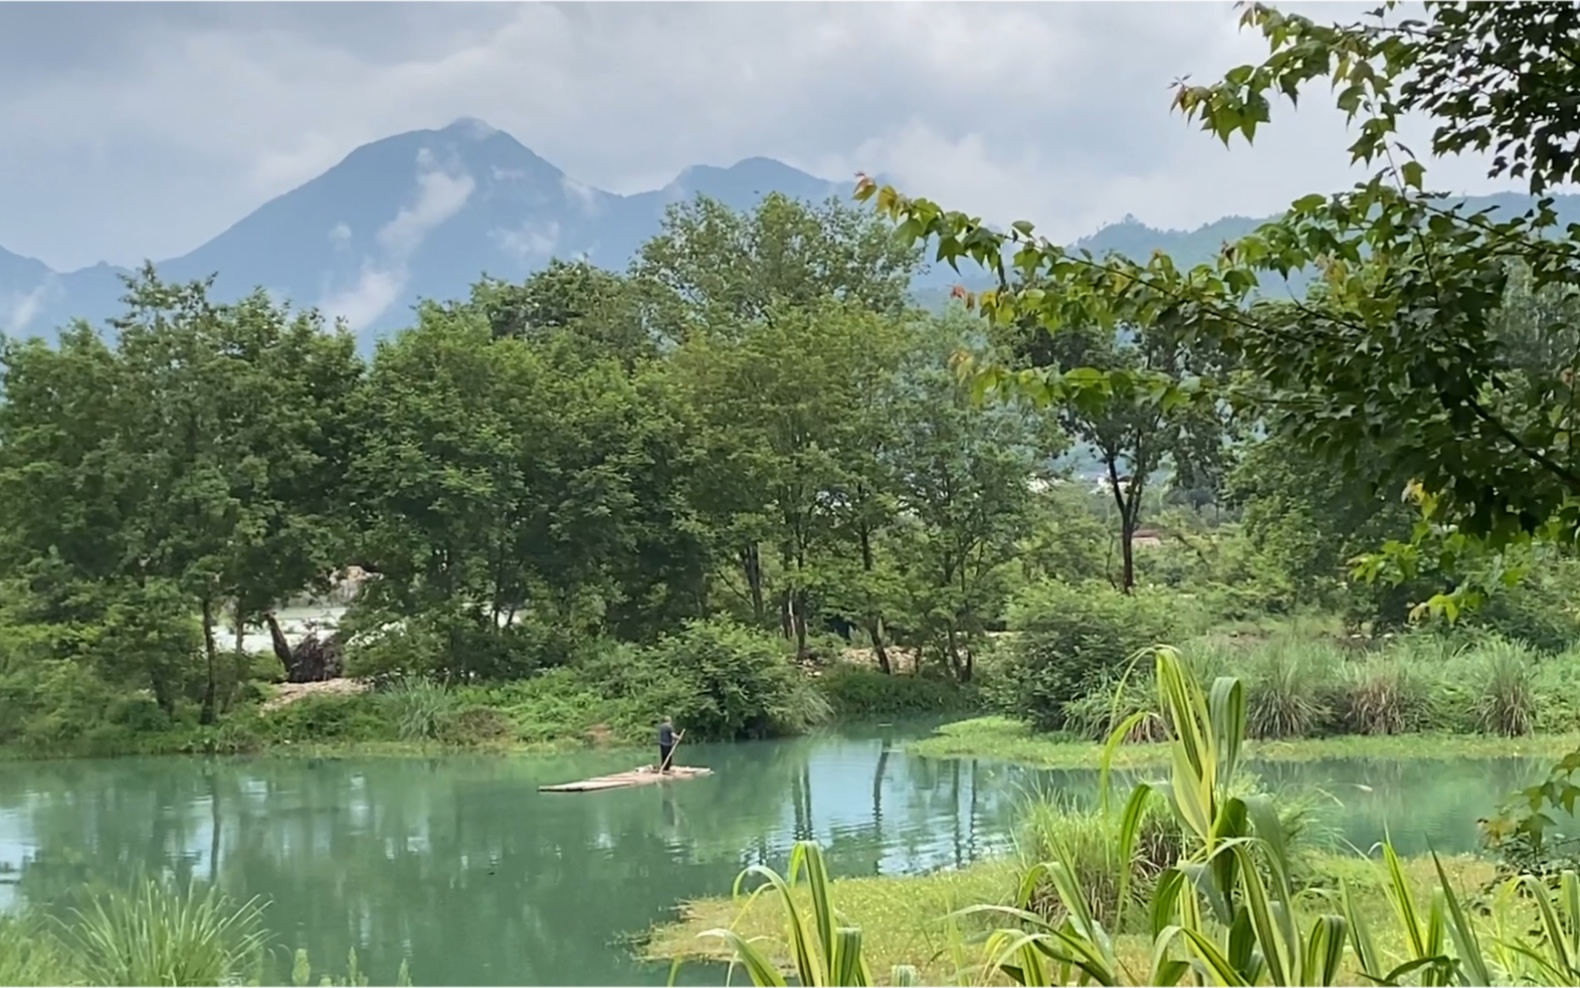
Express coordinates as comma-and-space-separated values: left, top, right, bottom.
3, 117, 1575, 347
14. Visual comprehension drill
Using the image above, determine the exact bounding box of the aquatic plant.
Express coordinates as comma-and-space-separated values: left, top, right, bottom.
59, 875, 270, 986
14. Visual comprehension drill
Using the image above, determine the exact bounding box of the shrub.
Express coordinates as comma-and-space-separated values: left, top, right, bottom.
257, 694, 387, 744
1016, 796, 1184, 929
1464, 558, 1580, 654
61, 876, 270, 987
436, 705, 517, 746
1061, 674, 1166, 744
377, 678, 462, 742
994, 581, 1178, 731
1535, 648, 1580, 733
816, 665, 980, 720
640, 619, 831, 740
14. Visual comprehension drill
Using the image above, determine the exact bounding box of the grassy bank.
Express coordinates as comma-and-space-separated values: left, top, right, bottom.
910, 715, 1580, 769
643, 850, 1500, 985
1, 660, 981, 762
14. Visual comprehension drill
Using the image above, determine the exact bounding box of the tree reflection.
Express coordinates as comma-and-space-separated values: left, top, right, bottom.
0, 742, 1514, 985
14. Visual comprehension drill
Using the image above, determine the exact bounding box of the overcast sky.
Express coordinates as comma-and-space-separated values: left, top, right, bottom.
0, 0, 1518, 273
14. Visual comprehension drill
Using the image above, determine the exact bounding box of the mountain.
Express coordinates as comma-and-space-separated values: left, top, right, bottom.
2, 118, 1575, 346
0, 118, 886, 345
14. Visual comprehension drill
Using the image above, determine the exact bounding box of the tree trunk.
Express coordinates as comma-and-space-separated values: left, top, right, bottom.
859, 527, 891, 674
1105, 458, 1138, 593
792, 589, 810, 657
741, 545, 765, 624
264, 611, 295, 678
1119, 515, 1137, 593
199, 597, 218, 726
944, 622, 967, 681
866, 618, 892, 675
779, 588, 795, 642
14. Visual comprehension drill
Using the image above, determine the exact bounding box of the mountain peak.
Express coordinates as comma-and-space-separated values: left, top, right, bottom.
442, 117, 501, 140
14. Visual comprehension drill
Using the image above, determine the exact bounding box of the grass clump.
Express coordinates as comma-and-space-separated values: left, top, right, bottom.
58, 876, 270, 986
0, 877, 412, 987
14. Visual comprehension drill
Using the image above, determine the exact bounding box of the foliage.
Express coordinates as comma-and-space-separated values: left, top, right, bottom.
637, 618, 830, 741
993, 582, 1178, 731
853, 0, 1580, 860
11, 53, 1580, 768
817, 665, 983, 721
694, 840, 920, 988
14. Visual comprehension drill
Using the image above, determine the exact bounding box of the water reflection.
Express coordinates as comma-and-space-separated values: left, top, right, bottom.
0, 730, 1552, 986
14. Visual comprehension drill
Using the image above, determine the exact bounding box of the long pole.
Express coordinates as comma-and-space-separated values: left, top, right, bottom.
660, 729, 686, 772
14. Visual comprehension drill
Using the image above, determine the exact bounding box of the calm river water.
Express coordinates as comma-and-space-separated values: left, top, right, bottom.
0, 724, 1543, 985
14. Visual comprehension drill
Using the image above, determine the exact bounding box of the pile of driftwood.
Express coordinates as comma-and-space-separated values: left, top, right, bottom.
263, 614, 345, 683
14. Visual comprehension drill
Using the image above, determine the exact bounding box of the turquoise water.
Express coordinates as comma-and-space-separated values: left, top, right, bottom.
0, 726, 1543, 984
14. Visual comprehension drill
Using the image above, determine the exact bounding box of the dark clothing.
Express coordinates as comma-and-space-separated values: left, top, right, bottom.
657, 723, 676, 771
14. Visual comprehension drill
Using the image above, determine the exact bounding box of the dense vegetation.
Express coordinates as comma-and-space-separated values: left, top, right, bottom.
8, 142, 1580, 760
649, 4, 1580, 986
11, 1, 1580, 986
3, 1, 1580, 797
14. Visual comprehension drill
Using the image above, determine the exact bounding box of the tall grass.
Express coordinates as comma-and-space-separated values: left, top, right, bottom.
1240, 640, 1339, 739
377, 678, 462, 742
1473, 639, 1538, 737
0, 879, 411, 987
1060, 631, 1580, 745
59, 876, 270, 986
0, 913, 72, 985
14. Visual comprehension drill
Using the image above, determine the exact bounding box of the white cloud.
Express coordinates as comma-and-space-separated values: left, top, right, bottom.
1, 282, 49, 332
0, 2, 1528, 272
318, 266, 404, 331
490, 219, 560, 264
327, 222, 351, 247
373, 148, 475, 257
317, 148, 474, 328
560, 175, 602, 216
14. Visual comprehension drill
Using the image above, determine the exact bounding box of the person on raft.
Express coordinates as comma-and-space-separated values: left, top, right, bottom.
657, 717, 677, 772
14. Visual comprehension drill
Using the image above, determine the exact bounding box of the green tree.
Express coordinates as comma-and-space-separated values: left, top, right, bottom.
1004, 317, 1231, 592
635, 192, 923, 340
856, 0, 1580, 843
0, 269, 362, 721
348, 296, 703, 675
886, 315, 1047, 681
471, 260, 657, 367
672, 302, 913, 655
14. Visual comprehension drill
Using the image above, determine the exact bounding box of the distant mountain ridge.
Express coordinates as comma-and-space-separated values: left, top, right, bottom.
1, 118, 1571, 346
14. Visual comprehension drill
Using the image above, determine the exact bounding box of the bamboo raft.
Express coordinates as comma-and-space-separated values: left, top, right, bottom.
538, 764, 713, 793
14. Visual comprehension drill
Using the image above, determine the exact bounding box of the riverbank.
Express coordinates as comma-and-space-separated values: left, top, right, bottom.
0, 663, 981, 763
643, 849, 1500, 984
909, 715, 1580, 769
